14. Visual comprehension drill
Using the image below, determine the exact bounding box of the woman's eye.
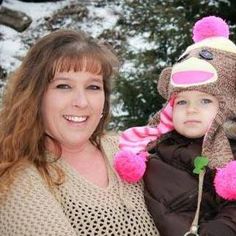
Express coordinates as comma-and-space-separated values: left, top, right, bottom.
176, 100, 187, 105
56, 84, 71, 89
87, 85, 102, 90
201, 98, 212, 104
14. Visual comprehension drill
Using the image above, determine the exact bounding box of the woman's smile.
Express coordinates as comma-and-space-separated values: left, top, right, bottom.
63, 115, 88, 123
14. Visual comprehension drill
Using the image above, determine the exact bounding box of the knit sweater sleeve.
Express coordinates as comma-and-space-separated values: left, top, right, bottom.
0, 166, 77, 236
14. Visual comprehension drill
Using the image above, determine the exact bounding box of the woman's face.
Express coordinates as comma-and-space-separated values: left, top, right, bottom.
41, 70, 105, 149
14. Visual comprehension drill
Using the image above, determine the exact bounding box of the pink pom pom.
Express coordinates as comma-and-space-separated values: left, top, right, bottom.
214, 161, 236, 200
193, 16, 229, 43
114, 150, 147, 183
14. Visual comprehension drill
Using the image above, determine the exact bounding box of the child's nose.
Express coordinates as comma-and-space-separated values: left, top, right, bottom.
186, 103, 198, 113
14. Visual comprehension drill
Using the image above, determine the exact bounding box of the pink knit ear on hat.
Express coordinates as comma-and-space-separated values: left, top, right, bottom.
214, 161, 236, 200
192, 16, 229, 43
114, 98, 174, 183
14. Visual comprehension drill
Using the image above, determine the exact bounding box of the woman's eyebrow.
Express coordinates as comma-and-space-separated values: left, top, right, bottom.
89, 77, 103, 83
50, 77, 71, 84
52, 76, 70, 81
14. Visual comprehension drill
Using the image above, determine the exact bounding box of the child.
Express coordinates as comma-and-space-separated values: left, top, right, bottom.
114, 16, 236, 236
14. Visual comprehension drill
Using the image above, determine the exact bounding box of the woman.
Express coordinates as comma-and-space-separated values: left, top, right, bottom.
0, 30, 159, 235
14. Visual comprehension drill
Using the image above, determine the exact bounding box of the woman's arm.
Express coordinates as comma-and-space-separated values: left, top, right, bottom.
0, 166, 77, 236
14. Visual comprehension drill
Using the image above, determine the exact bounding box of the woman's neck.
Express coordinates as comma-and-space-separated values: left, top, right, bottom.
45, 137, 98, 160
60, 140, 109, 188
45, 136, 109, 188
61, 141, 97, 160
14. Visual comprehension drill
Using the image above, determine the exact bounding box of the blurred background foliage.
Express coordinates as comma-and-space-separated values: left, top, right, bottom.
109, 0, 236, 130
1, 0, 236, 130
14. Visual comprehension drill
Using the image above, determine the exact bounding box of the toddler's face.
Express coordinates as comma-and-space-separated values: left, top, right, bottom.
173, 90, 219, 138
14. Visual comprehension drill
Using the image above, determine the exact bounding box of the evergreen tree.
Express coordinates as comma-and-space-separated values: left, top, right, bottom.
110, 0, 236, 130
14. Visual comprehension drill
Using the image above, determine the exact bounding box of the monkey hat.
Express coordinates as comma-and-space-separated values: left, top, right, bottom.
114, 16, 236, 201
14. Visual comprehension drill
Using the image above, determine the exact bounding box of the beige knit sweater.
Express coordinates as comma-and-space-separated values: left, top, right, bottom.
0, 134, 159, 236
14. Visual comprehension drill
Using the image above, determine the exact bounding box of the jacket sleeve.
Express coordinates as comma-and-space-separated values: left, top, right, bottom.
0, 166, 77, 236
199, 201, 236, 236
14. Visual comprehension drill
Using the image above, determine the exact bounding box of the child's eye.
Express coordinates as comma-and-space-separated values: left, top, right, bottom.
87, 85, 102, 90
201, 98, 212, 104
56, 84, 71, 89
176, 100, 187, 105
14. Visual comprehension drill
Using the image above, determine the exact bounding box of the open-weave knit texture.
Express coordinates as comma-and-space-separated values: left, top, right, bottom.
0, 134, 159, 236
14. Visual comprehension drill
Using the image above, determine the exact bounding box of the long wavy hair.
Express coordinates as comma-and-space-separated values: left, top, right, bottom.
0, 30, 119, 194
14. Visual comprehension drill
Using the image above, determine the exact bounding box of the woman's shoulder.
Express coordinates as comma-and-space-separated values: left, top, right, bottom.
101, 132, 119, 151
1, 165, 50, 204
101, 131, 119, 143
6, 164, 44, 188
0, 164, 77, 235
100, 132, 120, 165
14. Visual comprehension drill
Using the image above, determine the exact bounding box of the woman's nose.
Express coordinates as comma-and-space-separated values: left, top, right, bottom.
72, 90, 88, 108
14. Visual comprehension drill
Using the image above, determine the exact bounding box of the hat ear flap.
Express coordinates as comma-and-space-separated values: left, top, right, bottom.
158, 67, 172, 100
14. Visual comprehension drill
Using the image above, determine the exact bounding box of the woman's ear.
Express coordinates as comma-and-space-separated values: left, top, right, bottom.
157, 67, 172, 99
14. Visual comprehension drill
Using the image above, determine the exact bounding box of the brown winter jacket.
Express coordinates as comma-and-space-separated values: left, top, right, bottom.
144, 131, 236, 236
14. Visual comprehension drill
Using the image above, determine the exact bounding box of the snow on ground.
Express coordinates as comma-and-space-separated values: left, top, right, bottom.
0, 0, 151, 118
0, 0, 121, 73
84, 5, 121, 37
3, 0, 69, 21
0, 0, 150, 75
0, 0, 70, 72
